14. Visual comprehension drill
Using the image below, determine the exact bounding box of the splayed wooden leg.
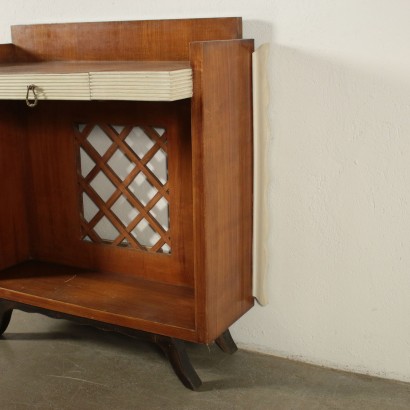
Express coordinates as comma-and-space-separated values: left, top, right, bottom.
215, 329, 238, 354
0, 299, 203, 390
0, 302, 13, 336
155, 336, 202, 391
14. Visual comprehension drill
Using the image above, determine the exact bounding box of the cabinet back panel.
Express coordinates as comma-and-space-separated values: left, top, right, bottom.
0, 102, 30, 269
26, 100, 193, 287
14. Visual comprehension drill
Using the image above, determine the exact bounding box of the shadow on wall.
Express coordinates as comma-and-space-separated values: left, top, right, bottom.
243, 19, 274, 48
231, 38, 410, 383
267, 43, 410, 287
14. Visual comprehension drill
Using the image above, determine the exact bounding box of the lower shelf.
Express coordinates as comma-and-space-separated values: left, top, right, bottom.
0, 299, 238, 390
0, 260, 196, 340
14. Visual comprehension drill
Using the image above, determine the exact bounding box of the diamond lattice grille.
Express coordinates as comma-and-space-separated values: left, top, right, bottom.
75, 123, 171, 253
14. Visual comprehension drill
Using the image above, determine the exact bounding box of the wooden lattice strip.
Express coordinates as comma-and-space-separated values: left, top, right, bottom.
125, 189, 170, 245
140, 126, 169, 187
117, 188, 170, 246
149, 238, 167, 253
117, 138, 169, 200
83, 161, 169, 236
113, 125, 168, 198
80, 127, 143, 231
78, 135, 169, 240
113, 190, 171, 247
76, 122, 171, 253
85, 167, 164, 232
74, 124, 100, 179
75, 125, 111, 233
86, 175, 137, 231
140, 126, 168, 153
140, 136, 168, 165
75, 123, 97, 141
74, 124, 132, 184
79, 141, 170, 245
76, 125, 134, 233
109, 125, 169, 201
100, 123, 169, 197
79, 216, 104, 243
122, 127, 171, 250
79, 178, 144, 250
84, 133, 128, 183
76, 136, 125, 228
109, 181, 170, 246
80, 180, 138, 247
76, 140, 145, 249
100, 124, 169, 200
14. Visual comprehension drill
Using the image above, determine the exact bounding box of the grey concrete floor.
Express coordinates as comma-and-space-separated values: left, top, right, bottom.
0, 311, 409, 410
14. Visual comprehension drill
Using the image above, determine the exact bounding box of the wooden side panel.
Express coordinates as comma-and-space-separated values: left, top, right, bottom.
11, 18, 242, 61
190, 40, 254, 343
0, 102, 30, 270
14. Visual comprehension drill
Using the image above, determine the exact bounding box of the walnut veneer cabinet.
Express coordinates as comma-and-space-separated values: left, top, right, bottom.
0, 17, 253, 389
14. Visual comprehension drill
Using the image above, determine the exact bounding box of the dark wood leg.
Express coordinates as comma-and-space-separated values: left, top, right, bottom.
0, 303, 13, 336
215, 329, 238, 354
155, 336, 202, 391
0, 299, 202, 390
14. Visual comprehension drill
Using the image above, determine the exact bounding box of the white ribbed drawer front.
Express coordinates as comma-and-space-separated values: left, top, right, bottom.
89, 69, 193, 101
0, 62, 193, 102
0, 73, 91, 100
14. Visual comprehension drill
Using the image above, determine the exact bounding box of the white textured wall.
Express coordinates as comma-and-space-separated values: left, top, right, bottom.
2, 0, 410, 383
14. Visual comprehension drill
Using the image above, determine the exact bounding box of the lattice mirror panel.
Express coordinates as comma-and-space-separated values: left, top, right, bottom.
75, 123, 171, 254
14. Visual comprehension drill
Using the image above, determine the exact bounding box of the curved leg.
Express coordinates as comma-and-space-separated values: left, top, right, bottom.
215, 329, 238, 354
155, 336, 202, 390
1, 300, 203, 389
0, 305, 13, 336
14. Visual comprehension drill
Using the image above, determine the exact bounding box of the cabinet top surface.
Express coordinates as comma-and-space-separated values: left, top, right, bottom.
0, 60, 192, 75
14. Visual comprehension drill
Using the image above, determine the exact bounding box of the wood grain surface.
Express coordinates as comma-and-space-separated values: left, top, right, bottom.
0, 102, 30, 270
11, 18, 242, 62
0, 18, 254, 344
190, 39, 254, 342
0, 261, 196, 340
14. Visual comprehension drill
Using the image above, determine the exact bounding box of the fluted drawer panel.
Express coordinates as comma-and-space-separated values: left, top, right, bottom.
0, 61, 193, 102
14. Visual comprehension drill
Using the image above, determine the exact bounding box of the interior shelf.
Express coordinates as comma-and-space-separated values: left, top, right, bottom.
0, 261, 195, 334
0, 60, 193, 101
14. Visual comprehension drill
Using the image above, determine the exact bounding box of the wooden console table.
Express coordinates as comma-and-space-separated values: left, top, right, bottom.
0, 17, 253, 390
